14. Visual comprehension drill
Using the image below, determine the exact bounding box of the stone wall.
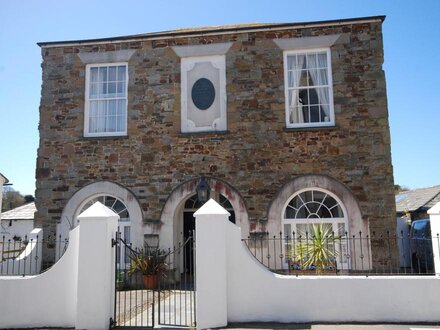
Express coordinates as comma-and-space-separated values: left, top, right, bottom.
36, 19, 395, 263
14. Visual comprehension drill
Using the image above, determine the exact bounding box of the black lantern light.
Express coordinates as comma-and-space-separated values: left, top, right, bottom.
196, 176, 210, 204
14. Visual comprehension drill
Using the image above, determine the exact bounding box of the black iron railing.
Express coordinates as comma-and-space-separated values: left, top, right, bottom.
242, 230, 439, 276
0, 235, 69, 276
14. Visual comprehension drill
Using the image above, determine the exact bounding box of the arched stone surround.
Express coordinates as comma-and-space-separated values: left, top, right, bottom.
266, 174, 369, 270
154, 177, 249, 250
58, 181, 144, 247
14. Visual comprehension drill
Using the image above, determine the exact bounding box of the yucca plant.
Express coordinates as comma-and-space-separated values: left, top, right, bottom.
128, 246, 169, 276
294, 223, 338, 274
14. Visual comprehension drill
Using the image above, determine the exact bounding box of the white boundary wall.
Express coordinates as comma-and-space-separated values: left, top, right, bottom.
0, 201, 118, 329
0, 226, 79, 328
196, 199, 440, 330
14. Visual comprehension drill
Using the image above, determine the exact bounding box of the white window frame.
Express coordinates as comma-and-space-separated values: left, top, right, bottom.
84, 62, 128, 137
282, 187, 350, 270
181, 55, 227, 133
283, 48, 335, 129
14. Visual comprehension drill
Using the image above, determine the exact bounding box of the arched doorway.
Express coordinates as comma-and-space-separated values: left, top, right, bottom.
159, 177, 248, 253
156, 177, 248, 276
183, 193, 235, 231
180, 193, 236, 274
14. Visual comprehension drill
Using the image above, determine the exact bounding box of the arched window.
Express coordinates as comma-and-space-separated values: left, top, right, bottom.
283, 188, 349, 269
79, 195, 130, 221
284, 189, 344, 221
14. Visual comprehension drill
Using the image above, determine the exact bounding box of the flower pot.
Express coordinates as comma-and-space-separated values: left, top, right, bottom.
143, 274, 157, 289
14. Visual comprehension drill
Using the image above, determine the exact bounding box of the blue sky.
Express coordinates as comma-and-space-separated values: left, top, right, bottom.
0, 0, 439, 196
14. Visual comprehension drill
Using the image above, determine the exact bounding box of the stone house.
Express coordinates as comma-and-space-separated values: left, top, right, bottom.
36, 15, 395, 269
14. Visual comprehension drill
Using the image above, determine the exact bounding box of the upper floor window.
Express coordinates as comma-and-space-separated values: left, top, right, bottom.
84, 63, 128, 137
284, 49, 334, 128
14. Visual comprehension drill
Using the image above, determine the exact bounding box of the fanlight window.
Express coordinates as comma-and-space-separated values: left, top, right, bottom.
80, 195, 130, 221
184, 194, 205, 209
285, 190, 344, 220
219, 194, 235, 224
184, 193, 235, 223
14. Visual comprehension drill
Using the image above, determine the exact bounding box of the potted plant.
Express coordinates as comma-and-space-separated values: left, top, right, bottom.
290, 223, 338, 275
128, 245, 169, 289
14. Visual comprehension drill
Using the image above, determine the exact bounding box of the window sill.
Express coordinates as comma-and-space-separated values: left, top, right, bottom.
283, 125, 338, 132
81, 134, 129, 141
178, 130, 230, 137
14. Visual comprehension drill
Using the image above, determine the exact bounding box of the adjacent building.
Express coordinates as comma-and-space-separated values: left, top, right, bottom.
0, 202, 36, 242
396, 185, 440, 221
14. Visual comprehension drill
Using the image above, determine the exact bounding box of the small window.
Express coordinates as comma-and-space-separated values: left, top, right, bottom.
84, 63, 128, 137
284, 49, 334, 128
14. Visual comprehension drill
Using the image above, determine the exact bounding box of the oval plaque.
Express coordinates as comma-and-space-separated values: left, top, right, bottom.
191, 78, 215, 110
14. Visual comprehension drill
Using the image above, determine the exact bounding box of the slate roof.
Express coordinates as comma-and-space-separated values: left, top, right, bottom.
395, 185, 440, 213
1, 202, 36, 221
37, 15, 385, 47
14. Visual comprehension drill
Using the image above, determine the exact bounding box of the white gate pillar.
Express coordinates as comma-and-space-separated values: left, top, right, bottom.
75, 201, 119, 330
195, 199, 230, 330
428, 201, 440, 275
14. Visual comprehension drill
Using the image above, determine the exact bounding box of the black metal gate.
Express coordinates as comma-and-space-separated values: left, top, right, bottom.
111, 231, 196, 328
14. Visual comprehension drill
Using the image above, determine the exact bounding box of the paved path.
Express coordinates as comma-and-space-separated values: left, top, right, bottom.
121, 289, 195, 328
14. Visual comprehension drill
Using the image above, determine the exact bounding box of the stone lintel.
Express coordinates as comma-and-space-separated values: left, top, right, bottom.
274, 34, 341, 50
78, 49, 136, 64
172, 42, 233, 58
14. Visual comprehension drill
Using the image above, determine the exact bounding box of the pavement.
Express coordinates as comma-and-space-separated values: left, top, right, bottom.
215, 324, 440, 330
16, 323, 440, 329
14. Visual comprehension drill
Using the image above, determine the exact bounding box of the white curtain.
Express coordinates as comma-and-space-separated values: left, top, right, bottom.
97, 100, 106, 133
307, 53, 330, 121
288, 55, 305, 123
107, 100, 117, 132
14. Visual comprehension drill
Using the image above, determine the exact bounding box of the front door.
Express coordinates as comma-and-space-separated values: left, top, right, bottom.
183, 212, 195, 274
